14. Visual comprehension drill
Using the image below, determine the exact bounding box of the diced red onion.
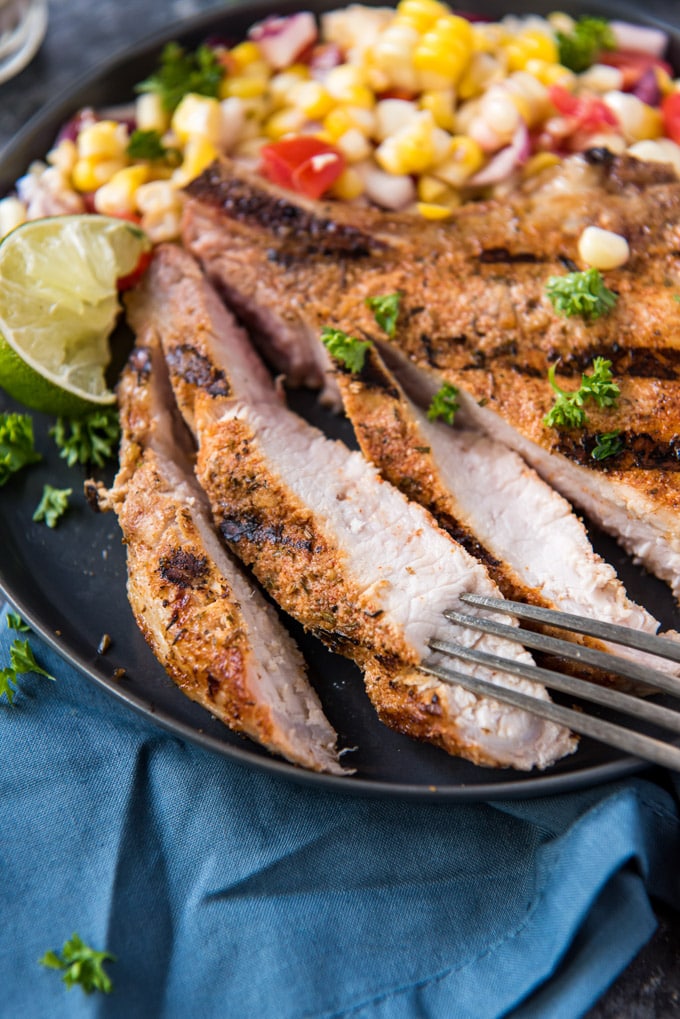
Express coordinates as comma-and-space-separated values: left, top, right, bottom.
357, 162, 415, 210
56, 107, 98, 143
249, 12, 317, 70
468, 120, 530, 186
632, 67, 662, 106
309, 42, 343, 79
609, 21, 669, 58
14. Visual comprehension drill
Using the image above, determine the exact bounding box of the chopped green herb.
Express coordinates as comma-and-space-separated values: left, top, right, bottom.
136, 41, 223, 112
673, 294, 680, 303
365, 292, 402, 337
0, 669, 17, 704
51, 408, 120, 468
0, 412, 41, 486
546, 268, 618, 321
321, 327, 372, 373
0, 636, 56, 704
591, 429, 624, 461
127, 128, 179, 164
557, 16, 615, 73
7, 611, 29, 632
33, 485, 72, 528
544, 357, 620, 429
427, 383, 460, 426
40, 933, 115, 995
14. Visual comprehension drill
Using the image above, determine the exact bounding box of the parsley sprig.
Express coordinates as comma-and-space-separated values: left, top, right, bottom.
40, 933, 115, 995
136, 42, 223, 112
546, 268, 618, 321
33, 485, 72, 528
557, 17, 615, 73
427, 383, 460, 425
365, 292, 402, 338
127, 128, 180, 164
0, 412, 41, 486
544, 357, 620, 429
51, 408, 120, 467
7, 611, 29, 632
0, 637, 56, 704
321, 327, 372, 373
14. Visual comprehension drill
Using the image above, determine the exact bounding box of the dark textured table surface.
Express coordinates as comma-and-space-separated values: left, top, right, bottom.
1, 2, 678, 1015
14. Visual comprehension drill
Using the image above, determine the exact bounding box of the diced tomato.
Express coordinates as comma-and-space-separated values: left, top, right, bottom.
600, 50, 673, 91
662, 92, 680, 145
548, 85, 618, 133
260, 136, 346, 200
377, 88, 417, 102
117, 249, 152, 291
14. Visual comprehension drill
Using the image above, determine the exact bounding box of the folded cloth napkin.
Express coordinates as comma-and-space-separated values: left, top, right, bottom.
1, 602, 679, 1019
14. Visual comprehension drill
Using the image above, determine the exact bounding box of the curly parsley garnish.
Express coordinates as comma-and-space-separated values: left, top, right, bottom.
591, 429, 624, 461
40, 933, 115, 995
51, 408, 120, 468
321, 327, 372, 373
544, 357, 620, 429
33, 485, 72, 528
0, 412, 41, 486
7, 611, 29, 632
546, 268, 618, 321
365, 292, 402, 338
427, 383, 460, 425
0, 637, 56, 704
557, 17, 615, 73
136, 42, 223, 112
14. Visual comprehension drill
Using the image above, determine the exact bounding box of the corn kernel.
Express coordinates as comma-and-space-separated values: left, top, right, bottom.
323, 106, 376, 141
331, 167, 365, 200
417, 201, 454, 220
505, 29, 557, 72
77, 120, 129, 161
375, 111, 439, 175
289, 80, 335, 120
229, 41, 262, 71
262, 67, 309, 108
524, 58, 573, 87
173, 136, 219, 186
417, 174, 451, 202
522, 152, 560, 177
336, 128, 372, 163
413, 15, 474, 86
135, 92, 170, 134
93, 164, 150, 216
419, 90, 456, 131
72, 156, 126, 192
629, 138, 680, 176
47, 139, 78, 175
395, 0, 449, 34
172, 94, 224, 146
371, 23, 420, 93
578, 226, 630, 270
458, 53, 504, 101
264, 107, 307, 140
222, 76, 270, 100
0, 195, 27, 239
375, 99, 419, 141
603, 91, 663, 142
324, 65, 375, 108
433, 135, 484, 186
655, 67, 675, 97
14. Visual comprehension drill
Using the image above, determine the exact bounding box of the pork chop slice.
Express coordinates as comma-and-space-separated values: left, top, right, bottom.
181, 154, 680, 598
93, 332, 346, 774
128, 244, 575, 771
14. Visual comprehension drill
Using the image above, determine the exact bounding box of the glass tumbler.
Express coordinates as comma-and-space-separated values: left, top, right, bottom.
0, 0, 47, 85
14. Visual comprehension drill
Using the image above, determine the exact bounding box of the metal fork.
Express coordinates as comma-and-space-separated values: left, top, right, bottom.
421, 593, 680, 771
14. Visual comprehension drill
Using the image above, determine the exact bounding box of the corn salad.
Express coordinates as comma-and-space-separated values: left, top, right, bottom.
2, 3, 680, 241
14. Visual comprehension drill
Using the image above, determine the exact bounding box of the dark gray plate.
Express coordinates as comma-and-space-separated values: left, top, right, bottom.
1, 0, 678, 799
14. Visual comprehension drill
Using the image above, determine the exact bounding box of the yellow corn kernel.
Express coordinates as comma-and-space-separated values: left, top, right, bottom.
524, 58, 573, 87
172, 94, 224, 145
331, 167, 365, 200
656, 67, 675, 97
137, 179, 182, 243
433, 135, 483, 186
603, 92, 663, 143
135, 92, 170, 134
222, 76, 269, 99
72, 156, 126, 192
324, 66, 375, 109
173, 136, 219, 186
522, 152, 560, 177
395, 0, 449, 33
472, 23, 507, 53
505, 29, 558, 72
417, 174, 450, 202
458, 53, 504, 101
77, 120, 128, 161
415, 16, 474, 78
289, 80, 335, 120
336, 128, 372, 163
47, 139, 78, 175
419, 90, 456, 131
229, 41, 262, 71
578, 226, 630, 270
93, 164, 150, 216
263, 107, 307, 140
375, 111, 438, 175
417, 202, 454, 220
371, 23, 420, 93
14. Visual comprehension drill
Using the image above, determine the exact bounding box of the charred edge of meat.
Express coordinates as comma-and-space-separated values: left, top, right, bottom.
432, 509, 503, 572
478, 248, 541, 264
545, 344, 680, 382
581, 149, 676, 186
583, 147, 616, 167
555, 431, 680, 470
346, 355, 401, 399
185, 165, 382, 258
84, 479, 105, 512
159, 548, 210, 588
220, 514, 317, 553
313, 626, 363, 655
165, 344, 231, 396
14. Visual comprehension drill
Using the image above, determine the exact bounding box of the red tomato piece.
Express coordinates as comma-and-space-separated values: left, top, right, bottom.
600, 50, 673, 91
117, 249, 152, 291
549, 85, 618, 132
260, 136, 346, 199
662, 92, 680, 145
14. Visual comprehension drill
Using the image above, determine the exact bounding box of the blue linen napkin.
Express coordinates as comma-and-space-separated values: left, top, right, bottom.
1, 602, 678, 1019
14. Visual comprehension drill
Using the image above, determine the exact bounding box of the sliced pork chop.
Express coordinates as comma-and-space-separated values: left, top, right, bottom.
127, 244, 575, 771
335, 345, 676, 676
182, 154, 680, 599
91, 332, 346, 774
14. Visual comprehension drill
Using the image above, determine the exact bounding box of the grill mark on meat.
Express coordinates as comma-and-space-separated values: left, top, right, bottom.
220, 513, 317, 553
548, 344, 680, 381
479, 248, 541, 264
159, 548, 209, 588
555, 431, 680, 470
165, 344, 231, 396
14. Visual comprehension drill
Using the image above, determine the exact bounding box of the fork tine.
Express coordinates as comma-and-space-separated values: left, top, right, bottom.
443, 608, 680, 698
460, 593, 680, 664
420, 658, 680, 772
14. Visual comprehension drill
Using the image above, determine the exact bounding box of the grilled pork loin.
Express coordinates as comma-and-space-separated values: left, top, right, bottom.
335, 345, 677, 677
128, 243, 575, 771
182, 154, 680, 599
94, 331, 346, 774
